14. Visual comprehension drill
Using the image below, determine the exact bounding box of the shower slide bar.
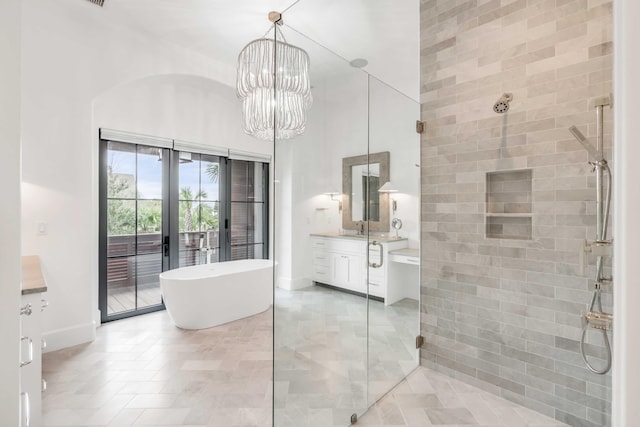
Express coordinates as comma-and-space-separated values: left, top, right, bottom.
569, 96, 613, 375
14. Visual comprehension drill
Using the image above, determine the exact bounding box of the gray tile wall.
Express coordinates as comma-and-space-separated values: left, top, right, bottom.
419, 1, 613, 426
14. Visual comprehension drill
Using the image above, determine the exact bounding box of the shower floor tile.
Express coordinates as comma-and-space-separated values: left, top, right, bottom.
357, 367, 570, 427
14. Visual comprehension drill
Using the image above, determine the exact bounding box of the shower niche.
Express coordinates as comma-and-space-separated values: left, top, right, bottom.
486, 169, 532, 240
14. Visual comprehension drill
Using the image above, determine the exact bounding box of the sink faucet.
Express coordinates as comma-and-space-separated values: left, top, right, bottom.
357, 221, 366, 235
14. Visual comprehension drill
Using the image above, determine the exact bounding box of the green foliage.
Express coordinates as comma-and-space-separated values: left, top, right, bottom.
107, 199, 135, 235
179, 187, 219, 232
137, 201, 161, 233
107, 166, 136, 235
107, 161, 219, 236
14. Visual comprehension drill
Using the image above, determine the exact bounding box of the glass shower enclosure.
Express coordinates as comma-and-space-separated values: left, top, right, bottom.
272, 22, 421, 426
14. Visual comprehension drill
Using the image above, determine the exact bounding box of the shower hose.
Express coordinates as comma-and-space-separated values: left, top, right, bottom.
580, 163, 612, 375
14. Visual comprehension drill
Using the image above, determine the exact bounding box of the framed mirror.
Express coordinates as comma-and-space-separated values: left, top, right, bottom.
342, 151, 390, 232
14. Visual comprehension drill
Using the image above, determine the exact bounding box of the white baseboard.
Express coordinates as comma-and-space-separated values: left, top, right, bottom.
277, 276, 312, 290
43, 321, 96, 353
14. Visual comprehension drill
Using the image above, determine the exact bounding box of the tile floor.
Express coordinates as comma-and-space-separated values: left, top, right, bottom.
43, 285, 569, 426
42, 308, 273, 426
274, 285, 419, 426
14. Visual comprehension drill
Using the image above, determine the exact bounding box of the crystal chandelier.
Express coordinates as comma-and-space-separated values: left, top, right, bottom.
236, 12, 312, 141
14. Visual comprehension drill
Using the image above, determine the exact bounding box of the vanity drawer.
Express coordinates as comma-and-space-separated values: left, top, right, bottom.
368, 281, 384, 298
312, 250, 329, 267
311, 238, 330, 249
312, 265, 329, 281
368, 267, 385, 284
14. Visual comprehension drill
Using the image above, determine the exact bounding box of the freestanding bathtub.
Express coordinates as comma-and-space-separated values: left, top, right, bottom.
159, 259, 273, 330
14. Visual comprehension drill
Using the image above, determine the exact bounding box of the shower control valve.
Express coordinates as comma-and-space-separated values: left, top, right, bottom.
579, 239, 613, 276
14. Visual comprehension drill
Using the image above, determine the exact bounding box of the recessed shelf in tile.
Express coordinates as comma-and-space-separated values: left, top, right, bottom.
486, 169, 532, 240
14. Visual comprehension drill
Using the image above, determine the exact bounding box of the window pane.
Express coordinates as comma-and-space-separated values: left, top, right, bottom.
137, 200, 162, 235
201, 155, 220, 202
180, 200, 198, 233
179, 153, 200, 199
250, 203, 264, 244
231, 245, 248, 260
250, 163, 265, 202
107, 234, 135, 258
108, 199, 136, 236
231, 160, 249, 201
179, 249, 199, 268
137, 146, 163, 199
199, 202, 220, 234
107, 142, 136, 199
107, 256, 135, 314
231, 202, 248, 246
136, 253, 162, 308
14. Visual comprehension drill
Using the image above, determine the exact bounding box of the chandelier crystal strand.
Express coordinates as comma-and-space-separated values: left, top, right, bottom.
236, 24, 312, 141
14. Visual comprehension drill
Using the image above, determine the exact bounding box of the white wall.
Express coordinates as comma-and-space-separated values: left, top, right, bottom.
275, 64, 420, 291
613, 0, 640, 425
0, 0, 21, 423
21, 0, 271, 352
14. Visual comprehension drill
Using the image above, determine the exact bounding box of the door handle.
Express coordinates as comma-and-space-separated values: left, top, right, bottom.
163, 236, 169, 257
20, 392, 30, 427
368, 241, 383, 268
20, 337, 33, 367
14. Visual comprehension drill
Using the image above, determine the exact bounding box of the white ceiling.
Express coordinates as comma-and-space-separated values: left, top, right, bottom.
101, 0, 419, 101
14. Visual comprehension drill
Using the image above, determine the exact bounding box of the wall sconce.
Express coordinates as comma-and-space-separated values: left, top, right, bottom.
324, 192, 343, 212
378, 181, 398, 213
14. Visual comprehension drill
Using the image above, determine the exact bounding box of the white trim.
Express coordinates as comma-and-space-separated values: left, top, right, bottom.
42, 322, 96, 353
229, 149, 272, 163
277, 277, 312, 291
613, 0, 640, 425
99, 128, 173, 149
173, 140, 229, 157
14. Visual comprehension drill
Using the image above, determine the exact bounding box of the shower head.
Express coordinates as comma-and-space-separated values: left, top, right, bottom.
493, 93, 513, 114
568, 125, 601, 160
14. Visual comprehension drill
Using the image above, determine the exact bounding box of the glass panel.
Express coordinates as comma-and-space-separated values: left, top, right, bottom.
231, 160, 249, 201
230, 202, 249, 246
106, 256, 135, 314
137, 146, 163, 199
251, 163, 265, 202
103, 142, 167, 320
273, 25, 370, 426
179, 152, 200, 196
107, 199, 136, 239
179, 200, 198, 233
367, 76, 420, 405
178, 152, 220, 268
107, 142, 136, 199
136, 253, 162, 308
201, 155, 220, 202
137, 200, 162, 236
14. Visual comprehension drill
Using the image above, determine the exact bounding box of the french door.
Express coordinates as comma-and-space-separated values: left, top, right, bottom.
99, 141, 173, 321
99, 137, 269, 322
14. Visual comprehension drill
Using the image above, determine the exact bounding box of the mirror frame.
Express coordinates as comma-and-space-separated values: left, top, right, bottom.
342, 151, 390, 232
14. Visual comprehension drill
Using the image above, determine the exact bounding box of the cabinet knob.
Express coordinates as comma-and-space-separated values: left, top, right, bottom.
20, 304, 32, 316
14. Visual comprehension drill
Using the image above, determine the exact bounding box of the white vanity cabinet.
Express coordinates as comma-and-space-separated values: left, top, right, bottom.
311, 234, 408, 303
312, 237, 365, 293
21, 256, 47, 427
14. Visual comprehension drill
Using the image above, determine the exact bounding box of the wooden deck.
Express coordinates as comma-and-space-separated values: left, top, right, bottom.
107, 281, 162, 315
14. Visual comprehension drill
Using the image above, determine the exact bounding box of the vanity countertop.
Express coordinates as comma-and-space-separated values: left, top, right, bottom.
310, 232, 407, 243
389, 248, 419, 257
22, 255, 47, 295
